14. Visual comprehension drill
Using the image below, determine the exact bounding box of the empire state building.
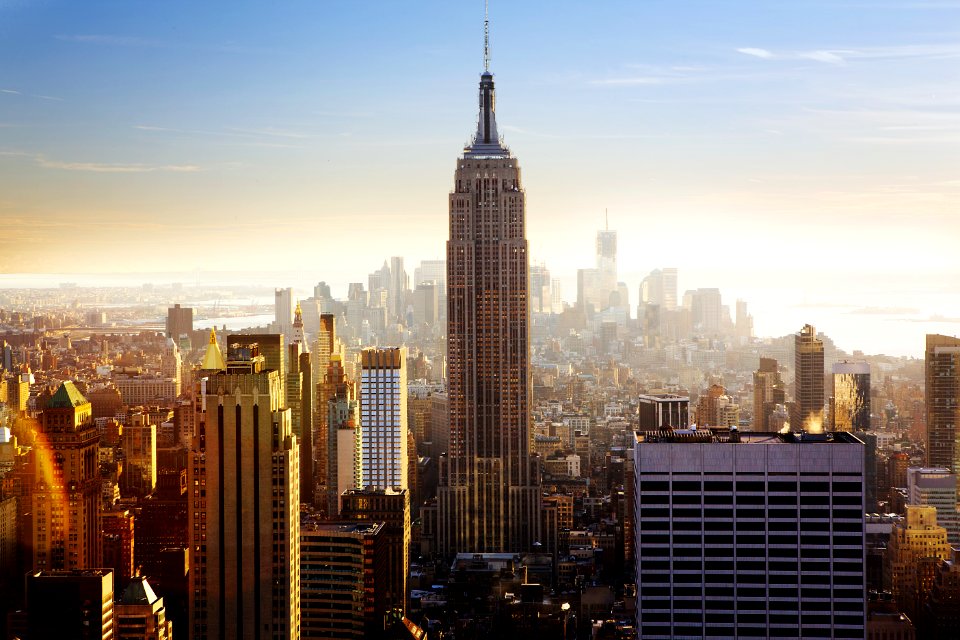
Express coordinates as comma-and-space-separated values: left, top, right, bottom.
436, 34, 541, 555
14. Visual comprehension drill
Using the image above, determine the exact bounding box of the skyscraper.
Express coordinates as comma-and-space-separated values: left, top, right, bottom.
274, 287, 294, 338
188, 341, 300, 639
926, 334, 960, 473
437, 18, 541, 555
634, 429, 866, 639
359, 347, 408, 490
753, 357, 786, 431
165, 303, 193, 341
832, 361, 871, 432
793, 323, 825, 432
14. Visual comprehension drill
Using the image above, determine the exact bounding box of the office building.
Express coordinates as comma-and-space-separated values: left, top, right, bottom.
437, 38, 541, 555
359, 347, 408, 490
753, 357, 786, 431
275, 287, 294, 338
188, 341, 300, 639
639, 268, 677, 312
165, 303, 193, 341
315, 313, 337, 510
906, 467, 960, 546
793, 323, 825, 432
833, 361, 871, 431
926, 335, 960, 473
101, 507, 135, 587
637, 393, 689, 431
25, 569, 115, 639
300, 516, 389, 639
340, 487, 409, 616
322, 354, 359, 517
634, 429, 866, 639
687, 287, 722, 334
119, 412, 157, 498
115, 575, 174, 640
288, 303, 314, 505
32, 382, 101, 572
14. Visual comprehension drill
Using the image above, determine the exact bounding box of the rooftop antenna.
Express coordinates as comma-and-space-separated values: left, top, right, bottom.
484, 0, 490, 73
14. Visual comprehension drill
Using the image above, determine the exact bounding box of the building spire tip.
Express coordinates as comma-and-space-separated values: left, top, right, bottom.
484, 0, 490, 73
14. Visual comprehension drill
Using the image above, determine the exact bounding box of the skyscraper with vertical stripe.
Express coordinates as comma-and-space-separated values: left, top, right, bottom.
436, 11, 541, 554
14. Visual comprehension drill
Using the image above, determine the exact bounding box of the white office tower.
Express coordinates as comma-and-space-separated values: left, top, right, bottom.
907, 467, 960, 546
274, 287, 294, 338
634, 429, 866, 639
359, 347, 408, 489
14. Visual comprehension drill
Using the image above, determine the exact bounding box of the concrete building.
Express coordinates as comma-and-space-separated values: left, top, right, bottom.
188, 341, 300, 639
322, 354, 359, 517
119, 412, 157, 498
753, 357, 786, 431
359, 347, 408, 490
300, 516, 389, 639
274, 287, 294, 338
634, 429, 866, 639
926, 335, 960, 473
793, 324, 825, 432
436, 48, 541, 556
165, 303, 193, 342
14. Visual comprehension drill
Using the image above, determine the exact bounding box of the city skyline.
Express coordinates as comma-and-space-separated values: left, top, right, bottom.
2, 2, 960, 358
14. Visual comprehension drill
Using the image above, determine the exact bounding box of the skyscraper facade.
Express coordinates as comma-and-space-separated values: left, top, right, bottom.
634, 429, 866, 639
793, 323, 825, 432
274, 287, 294, 338
359, 347, 408, 490
437, 48, 541, 555
189, 342, 300, 639
926, 334, 960, 473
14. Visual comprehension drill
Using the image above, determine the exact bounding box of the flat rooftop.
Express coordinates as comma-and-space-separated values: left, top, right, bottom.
635, 429, 864, 445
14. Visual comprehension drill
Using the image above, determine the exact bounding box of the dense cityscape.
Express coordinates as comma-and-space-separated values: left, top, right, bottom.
3, 2, 960, 640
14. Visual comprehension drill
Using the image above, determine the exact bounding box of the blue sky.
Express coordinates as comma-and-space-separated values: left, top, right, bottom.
1, 0, 959, 348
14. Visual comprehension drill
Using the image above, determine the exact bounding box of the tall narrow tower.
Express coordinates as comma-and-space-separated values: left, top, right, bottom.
792, 323, 825, 432
437, 7, 541, 555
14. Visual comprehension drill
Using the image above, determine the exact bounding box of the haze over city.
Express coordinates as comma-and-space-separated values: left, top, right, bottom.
2, 0, 959, 355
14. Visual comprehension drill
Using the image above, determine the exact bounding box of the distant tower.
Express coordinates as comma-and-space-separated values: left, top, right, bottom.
32, 383, 101, 572
437, 7, 541, 555
926, 335, 960, 472
274, 287, 294, 337
188, 342, 300, 639
358, 348, 408, 490
753, 357, 785, 431
792, 324, 825, 432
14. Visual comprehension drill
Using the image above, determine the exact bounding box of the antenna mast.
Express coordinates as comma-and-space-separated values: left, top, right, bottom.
484, 0, 490, 72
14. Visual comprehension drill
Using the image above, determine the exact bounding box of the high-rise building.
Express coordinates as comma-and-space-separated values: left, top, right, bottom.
102, 507, 135, 587
314, 313, 337, 508
32, 382, 101, 572
188, 341, 300, 639
119, 412, 157, 498
324, 355, 359, 517
340, 487, 409, 616
25, 569, 115, 639
793, 323, 825, 432
274, 287, 294, 338
300, 516, 389, 639
906, 467, 960, 546
389, 256, 408, 322
926, 335, 960, 473
753, 357, 786, 431
165, 303, 193, 341
359, 347, 408, 490
687, 287, 722, 334
437, 30, 541, 555
596, 225, 617, 307
288, 303, 314, 506
634, 429, 866, 639
832, 361, 871, 432
639, 268, 677, 312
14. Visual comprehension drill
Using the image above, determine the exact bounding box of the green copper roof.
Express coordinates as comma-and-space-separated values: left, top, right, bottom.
46, 381, 88, 408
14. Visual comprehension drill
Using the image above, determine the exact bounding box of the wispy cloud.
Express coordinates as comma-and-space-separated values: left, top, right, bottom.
1, 150, 200, 173
736, 42, 960, 64
2, 87, 64, 101
1, 88, 21, 95
55, 34, 279, 55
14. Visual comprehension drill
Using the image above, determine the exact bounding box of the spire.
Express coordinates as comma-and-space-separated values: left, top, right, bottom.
464, 1, 508, 158
294, 301, 303, 327
200, 327, 226, 371
484, 0, 490, 73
